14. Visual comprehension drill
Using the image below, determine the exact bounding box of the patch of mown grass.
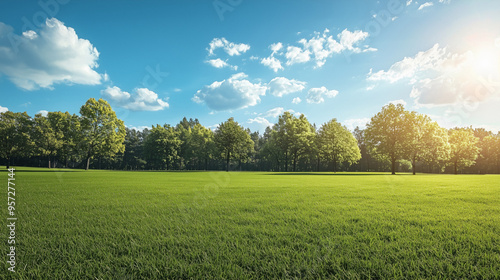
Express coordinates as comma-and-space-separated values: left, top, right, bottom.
1, 168, 499, 279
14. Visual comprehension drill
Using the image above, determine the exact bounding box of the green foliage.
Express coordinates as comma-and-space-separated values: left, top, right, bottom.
318, 118, 361, 172
448, 127, 480, 174
0, 111, 33, 168
80, 98, 126, 170
365, 103, 415, 174
214, 117, 254, 171
144, 124, 182, 170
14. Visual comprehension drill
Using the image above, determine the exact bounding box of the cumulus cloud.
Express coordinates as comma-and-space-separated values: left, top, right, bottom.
37, 110, 49, 117
248, 117, 273, 129
261, 43, 285, 72
292, 97, 302, 104
283, 28, 375, 68
207, 37, 250, 56
101, 86, 131, 102
261, 56, 283, 72
368, 44, 446, 83
368, 42, 500, 107
0, 18, 102, 90
0, 105, 9, 113
206, 58, 237, 70
267, 77, 306, 97
264, 107, 285, 118
101, 86, 169, 111
306, 87, 339, 103
343, 118, 371, 131
386, 99, 407, 107
418, 2, 434, 10
193, 73, 267, 111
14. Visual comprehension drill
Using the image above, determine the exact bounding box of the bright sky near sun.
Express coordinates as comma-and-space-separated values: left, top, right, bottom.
0, 0, 499, 133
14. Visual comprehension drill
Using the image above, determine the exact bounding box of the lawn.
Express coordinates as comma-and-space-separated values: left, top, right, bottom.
2, 168, 499, 279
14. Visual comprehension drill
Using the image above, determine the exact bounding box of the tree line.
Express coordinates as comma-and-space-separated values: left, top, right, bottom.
1, 98, 499, 174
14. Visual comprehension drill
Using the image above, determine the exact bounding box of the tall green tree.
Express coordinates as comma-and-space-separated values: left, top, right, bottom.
214, 118, 254, 172
481, 134, 500, 173
0, 111, 33, 169
33, 113, 63, 168
365, 104, 414, 174
448, 127, 480, 174
190, 123, 215, 170
317, 119, 361, 172
144, 124, 182, 170
289, 114, 315, 172
406, 113, 450, 174
80, 98, 126, 170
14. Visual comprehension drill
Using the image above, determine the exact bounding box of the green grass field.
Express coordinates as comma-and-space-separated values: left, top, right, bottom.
2, 168, 499, 279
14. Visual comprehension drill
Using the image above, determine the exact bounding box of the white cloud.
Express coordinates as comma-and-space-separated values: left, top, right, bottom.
127, 125, 149, 131
406, 0, 412, 5
285, 46, 311, 65
306, 87, 339, 103
343, 118, 371, 131
0, 18, 101, 90
368, 44, 446, 83
292, 97, 302, 104
392, 16, 398, 21
270, 42, 283, 54
207, 37, 250, 56
101, 86, 169, 111
101, 86, 131, 102
248, 117, 273, 129
193, 73, 267, 111
0, 105, 9, 113
386, 99, 407, 107
267, 77, 306, 97
283, 29, 374, 68
206, 58, 237, 70
264, 107, 285, 118
37, 110, 49, 117
418, 2, 434, 10
369, 41, 500, 107
261, 56, 283, 72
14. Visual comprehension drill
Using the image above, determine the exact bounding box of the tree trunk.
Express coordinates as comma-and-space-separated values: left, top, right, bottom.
48, 157, 51, 169
317, 157, 320, 172
285, 151, 288, 172
226, 151, 230, 172
391, 156, 396, 175
86, 157, 90, 170
293, 153, 297, 172
6, 156, 10, 169
454, 161, 457, 175
333, 154, 337, 173
412, 156, 416, 175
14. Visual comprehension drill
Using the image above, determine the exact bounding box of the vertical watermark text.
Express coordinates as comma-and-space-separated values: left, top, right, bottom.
6, 168, 17, 273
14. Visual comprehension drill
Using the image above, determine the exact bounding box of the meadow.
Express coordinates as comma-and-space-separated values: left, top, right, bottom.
1, 168, 499, 279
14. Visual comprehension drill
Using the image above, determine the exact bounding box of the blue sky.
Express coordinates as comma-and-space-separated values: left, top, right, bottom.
1, 0, 499, 133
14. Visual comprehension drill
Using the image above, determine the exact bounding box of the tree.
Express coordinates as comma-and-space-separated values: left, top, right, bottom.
144, 124, 182, 170
0, 111, 33, 169
214, 118, 254, 172
122, 128, 146, 170
406, 113, 449, 174
289, 114, 315, 172
190, 123, 215, 170
33, 113, 63, 168
317, 119, 361, 172
448, 127, 480, 174
80, 98, 126, 170
365, 104, 414, 174
481, 134, 500, 173
54, 112, 81, 168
